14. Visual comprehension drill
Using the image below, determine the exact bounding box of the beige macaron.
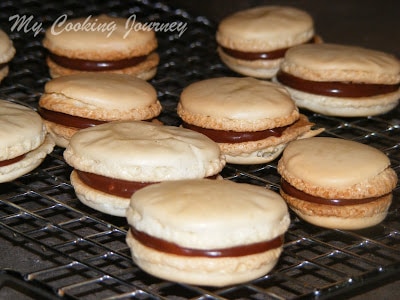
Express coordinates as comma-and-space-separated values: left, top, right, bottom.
277, 137, 398, 230
274, 43, 400, 116
38, 73, 162, 147
64, 121, 226, 217
216, 6, 317, 79
42, 14, 159, 80
0, 29, 16, 83
0, 100, 55, 183
177, 77, 323, 164
126, 178, 290, 287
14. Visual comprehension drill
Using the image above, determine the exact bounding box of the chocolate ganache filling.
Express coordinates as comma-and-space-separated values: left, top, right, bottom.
131, 226, 284, 257
182, 122, 290, 143
280, 179, 388, 206
77, 170, 152, 198
77, 170, 219, 198
221, 45, 289, 61
220, 37, 316, 61
48, 53, 147, 71
0, 154, 25, 167
38, 107, 107, 129
276, 71, 400, 98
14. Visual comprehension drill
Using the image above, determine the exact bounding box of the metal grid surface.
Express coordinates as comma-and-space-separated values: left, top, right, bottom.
0, 0, 399, 299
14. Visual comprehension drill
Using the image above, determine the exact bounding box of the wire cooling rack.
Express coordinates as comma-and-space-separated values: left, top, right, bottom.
0, 0, 399, 299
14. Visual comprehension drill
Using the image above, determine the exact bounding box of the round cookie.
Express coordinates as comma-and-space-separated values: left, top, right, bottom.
42, 14, 159, 80
38, 73, 162, 147
64, 121, 226, 217
126, 179, 290, 286
0, 100, 55, 183
177, 77, 323, 164
275, 43, 400, 116
216, 6, 317, 78
277, 137, 398, 230
0, 29, 16, 83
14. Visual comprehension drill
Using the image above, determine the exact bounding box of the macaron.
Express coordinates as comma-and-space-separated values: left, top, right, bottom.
216, 6, 318, 78
42, 14, 159, 80
275, 43, 400, 116
277, 137, 398, 230
38, 73, 162, 147
0, 29, 16, 83
63, 121, 226, 217
126, 179, 290, 287
177, 77, 324, 164
0, 100, 55, 183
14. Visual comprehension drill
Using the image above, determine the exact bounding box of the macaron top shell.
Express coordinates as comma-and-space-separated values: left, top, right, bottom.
127, 179, 290, 249
43, 14, 157, 60
178, 77, 299, 131
39, 73, 161, 119
217, 6, 314, 52
64, 121, 225, 181
0, 100, 46, 160
0, 29, 16, 63
281, 43, 400, 84
279, 137, 391, 189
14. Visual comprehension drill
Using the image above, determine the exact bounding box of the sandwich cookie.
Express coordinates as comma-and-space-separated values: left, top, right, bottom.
38, 73, 162, 147
0, 100, 55, 183
177, 77, 323, 164
0, 29, 16, 83
126, 179, 290, 287
216, 6, 319, 79
277, 137, 398, 230
42, 14, 159, 80
275, 43, 400, 116
64, 121, 226, 217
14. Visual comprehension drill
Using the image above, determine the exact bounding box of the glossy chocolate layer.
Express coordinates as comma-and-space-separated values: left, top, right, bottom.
131, 226, 283, 257
219, 37, 315, 60
281, 179, 386, 206
276, 71, 400, 97
38, 107, 107, 129
221, 46, 288, 60
77, 170, 152, 198
182, 122, 289, 143
0, 154, 25, 167
77, 171, 219, 198
48, 53, 147, 71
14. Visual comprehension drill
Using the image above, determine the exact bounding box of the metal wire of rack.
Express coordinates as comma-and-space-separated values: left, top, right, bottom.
0, 0, 399, 299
